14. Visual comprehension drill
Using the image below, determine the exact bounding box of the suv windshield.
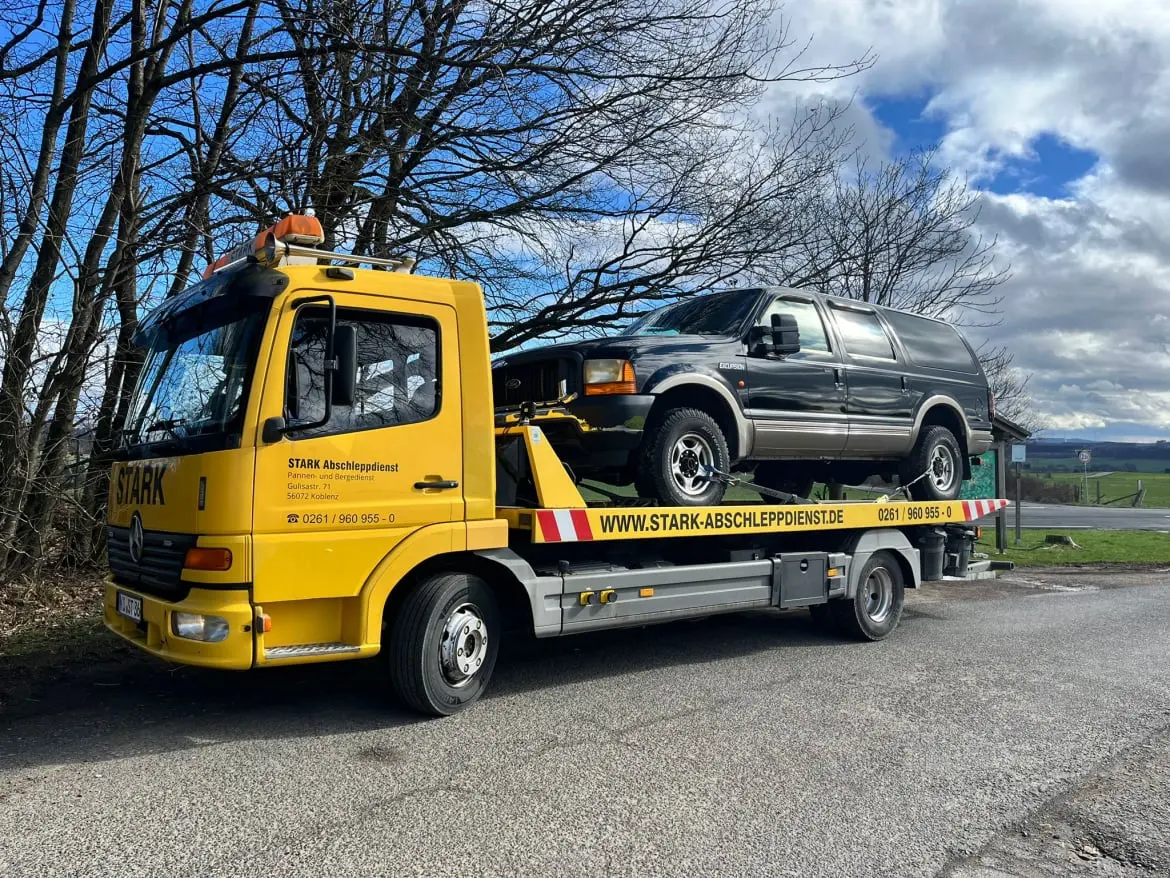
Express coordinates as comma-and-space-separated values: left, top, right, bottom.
623, 290, 761, 337
124, 303, 268, 450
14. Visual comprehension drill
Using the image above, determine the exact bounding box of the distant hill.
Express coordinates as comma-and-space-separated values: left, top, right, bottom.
1024, 438, 1170, 473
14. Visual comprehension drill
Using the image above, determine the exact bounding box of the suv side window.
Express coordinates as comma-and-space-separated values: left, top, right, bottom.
286, 307, 440, 436
881, 309, 979, 373
829, 305, 896, 360
759, 298, 832, 356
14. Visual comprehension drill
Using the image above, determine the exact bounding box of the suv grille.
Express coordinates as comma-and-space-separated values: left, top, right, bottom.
493, 359, 577, 407
107, 526, 197, 598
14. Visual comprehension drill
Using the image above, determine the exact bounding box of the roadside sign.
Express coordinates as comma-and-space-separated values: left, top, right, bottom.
1011, 444, 1026, 463
1078, 449, 1091, 464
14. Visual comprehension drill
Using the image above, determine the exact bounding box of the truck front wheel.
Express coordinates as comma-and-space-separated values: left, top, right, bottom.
387, 572, 501, 716
831, 551, 905, 641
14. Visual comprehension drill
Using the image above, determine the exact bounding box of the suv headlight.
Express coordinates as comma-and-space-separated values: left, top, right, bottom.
584, 359, 636, 395
171, 612, 230, 643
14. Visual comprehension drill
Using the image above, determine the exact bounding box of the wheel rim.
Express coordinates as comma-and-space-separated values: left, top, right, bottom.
670, 432, 715, 497
438, 602, 489, 688
929, 443, 957, 492
863, 567, 895, 624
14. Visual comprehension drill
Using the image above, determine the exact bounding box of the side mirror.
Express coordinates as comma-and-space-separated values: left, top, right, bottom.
331, 323, 357, 407
770, 313, 800, 356
749, 324, 773, 356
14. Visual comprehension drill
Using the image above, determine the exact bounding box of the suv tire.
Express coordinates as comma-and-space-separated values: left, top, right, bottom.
903, 425, 964, 501
638, 407, 729, 506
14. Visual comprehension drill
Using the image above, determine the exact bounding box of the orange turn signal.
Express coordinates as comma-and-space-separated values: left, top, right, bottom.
585, 361, 637, 396
183, 547, 233, 571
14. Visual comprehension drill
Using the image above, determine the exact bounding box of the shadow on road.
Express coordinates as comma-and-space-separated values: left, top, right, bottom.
1, 609, 834, 771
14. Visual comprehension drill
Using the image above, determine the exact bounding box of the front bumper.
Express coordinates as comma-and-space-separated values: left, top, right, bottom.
104, 579, 255, 669
539, 394, 656, 473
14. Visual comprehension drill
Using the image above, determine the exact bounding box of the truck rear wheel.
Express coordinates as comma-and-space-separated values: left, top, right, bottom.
831, 551, 904, 641
638, 407, 729, 506
387, 572, 500, 716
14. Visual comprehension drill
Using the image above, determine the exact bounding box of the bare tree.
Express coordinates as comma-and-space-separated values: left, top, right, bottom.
762, 148, 1032, 422
784, 149, 1009, 318
215, 0, 868, 349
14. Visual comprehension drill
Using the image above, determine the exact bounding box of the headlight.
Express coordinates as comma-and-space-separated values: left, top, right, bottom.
171, 612, 230, 643
583, 359, 636, 395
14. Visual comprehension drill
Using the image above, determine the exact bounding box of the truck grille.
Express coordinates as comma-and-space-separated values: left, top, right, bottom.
493, 359, 576, 407
107, 526, 197, 598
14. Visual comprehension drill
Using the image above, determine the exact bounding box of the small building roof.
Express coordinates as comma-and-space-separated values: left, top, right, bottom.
992, 414, 1031, 442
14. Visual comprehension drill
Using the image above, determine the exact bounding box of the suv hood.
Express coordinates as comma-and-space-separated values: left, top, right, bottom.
492, 334, 737, 367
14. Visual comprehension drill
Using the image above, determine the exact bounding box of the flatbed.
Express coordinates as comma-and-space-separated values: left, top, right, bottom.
101, 214, 1011, 717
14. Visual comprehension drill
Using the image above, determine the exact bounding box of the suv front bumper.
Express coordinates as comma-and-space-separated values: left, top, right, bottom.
537, 393, 655, 473
104, 579, 255, 669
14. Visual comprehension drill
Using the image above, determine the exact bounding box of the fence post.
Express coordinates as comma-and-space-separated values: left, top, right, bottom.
1096, 480, 1101, 505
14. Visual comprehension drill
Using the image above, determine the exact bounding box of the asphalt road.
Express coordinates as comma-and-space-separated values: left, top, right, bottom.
1002, 502, 1170, 531
3, 570, 1170, 877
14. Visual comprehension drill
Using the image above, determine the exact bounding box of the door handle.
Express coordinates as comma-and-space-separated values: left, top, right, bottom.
414, 479, 459, 490
900, 376, 909, 393
833, 368, 842, 388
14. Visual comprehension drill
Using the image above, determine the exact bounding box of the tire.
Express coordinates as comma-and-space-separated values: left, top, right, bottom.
903, 425, 964, 501
387, 572, 501, 716
830, 550, 905, 641
753, 462, 815, 503
638, 407, 729, 506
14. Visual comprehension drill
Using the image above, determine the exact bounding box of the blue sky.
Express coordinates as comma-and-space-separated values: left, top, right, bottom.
872, 96, 1099, 200
775, 0, 1170, 441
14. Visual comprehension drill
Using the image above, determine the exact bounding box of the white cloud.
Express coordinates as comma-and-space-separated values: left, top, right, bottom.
767, 0, 1170, 438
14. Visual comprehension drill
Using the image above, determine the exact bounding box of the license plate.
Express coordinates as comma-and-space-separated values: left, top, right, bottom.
116, 591, 143, 622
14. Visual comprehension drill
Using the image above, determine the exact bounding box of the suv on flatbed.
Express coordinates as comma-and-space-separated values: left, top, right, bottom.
492, 287, 994, 506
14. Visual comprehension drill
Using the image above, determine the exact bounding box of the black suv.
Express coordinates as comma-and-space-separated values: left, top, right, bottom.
492, 287, 994, 506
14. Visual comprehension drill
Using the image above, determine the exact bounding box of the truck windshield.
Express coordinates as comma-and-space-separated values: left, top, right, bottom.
124, 305, 268, 451
623, 290, 761, 337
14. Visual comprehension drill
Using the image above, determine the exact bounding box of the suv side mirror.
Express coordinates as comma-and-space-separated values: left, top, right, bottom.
748, 324, 773, 357
770, 312, 800, 355
331, 323, 358, 407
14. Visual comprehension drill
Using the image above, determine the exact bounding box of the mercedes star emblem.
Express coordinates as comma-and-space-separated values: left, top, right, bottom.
128, 512, 145, 564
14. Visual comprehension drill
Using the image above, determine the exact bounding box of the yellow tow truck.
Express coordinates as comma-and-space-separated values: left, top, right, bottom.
104, 215, 1008, 715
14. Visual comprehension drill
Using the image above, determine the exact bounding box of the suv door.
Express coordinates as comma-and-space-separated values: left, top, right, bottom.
743, 295, 847, 456
824, 301, 914, 456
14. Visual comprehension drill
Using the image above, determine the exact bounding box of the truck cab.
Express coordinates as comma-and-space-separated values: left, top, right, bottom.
106, 215, 501, 672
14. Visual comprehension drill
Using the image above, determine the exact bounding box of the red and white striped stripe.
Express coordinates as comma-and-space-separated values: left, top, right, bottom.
961, 499, 1009, 521
536, 509, 594, 542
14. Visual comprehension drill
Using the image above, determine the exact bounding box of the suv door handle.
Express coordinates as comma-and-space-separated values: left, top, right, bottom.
900, 376, 909, 393
415, 479, 459, 490
833, 368, 842, 388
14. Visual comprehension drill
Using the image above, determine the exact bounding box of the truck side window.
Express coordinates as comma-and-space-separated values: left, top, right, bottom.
759, 298, 831, 355
286, 307, 440, 435
830, 306, 896, 360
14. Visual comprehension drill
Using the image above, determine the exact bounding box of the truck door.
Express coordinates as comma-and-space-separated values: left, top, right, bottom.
252, 293, 463, 601
744, 295, 847, 455
823, 301, 914, 456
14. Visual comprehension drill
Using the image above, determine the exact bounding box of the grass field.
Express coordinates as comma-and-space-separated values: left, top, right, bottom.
1038, 471, 1170, 508
978, 529, 1170, 567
